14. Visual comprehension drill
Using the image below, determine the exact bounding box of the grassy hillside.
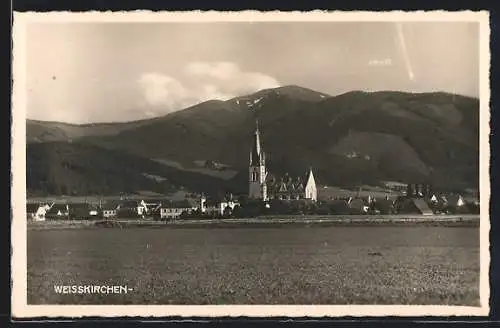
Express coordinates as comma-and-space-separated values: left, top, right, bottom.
26, 118, 156, 142
26, 141, 237, 197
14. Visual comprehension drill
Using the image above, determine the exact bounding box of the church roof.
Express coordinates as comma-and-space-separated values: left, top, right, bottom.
266, 172, 306, 194
47, 204, 69, 214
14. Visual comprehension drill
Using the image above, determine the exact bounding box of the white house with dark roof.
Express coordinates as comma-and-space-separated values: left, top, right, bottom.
160, 200, 196, 219
137, 199, 162, 217
199, 194, 239, 216
101, 202, 121, 219
27, 203, 53, 221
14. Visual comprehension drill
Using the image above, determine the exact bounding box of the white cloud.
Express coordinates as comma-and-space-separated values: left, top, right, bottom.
138, 73, 187, 107
185, 61, 240, 81
184, 61, 280, 95
199, 84, 235, 102
137, 61, 280, 116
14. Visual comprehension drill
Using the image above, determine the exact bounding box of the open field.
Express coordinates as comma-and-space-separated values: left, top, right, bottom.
27, 225, 480, 305
26, 215, 480, 230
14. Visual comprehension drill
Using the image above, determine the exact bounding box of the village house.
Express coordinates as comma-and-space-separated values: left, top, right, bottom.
159, 200, 196, 219
89, 204, 100, 218
202, 198, 221, 216
393, 197, 420, 214
117, 200, 141, 218
412, 198, 434, 215
425, 191, 475, 214
443, 194, 466, 208
393, 196, 434, 215
347, 197, 370, 214
406, 183, 433, 198
26, 203, 53, 221
371, 197, 396, 215
137, 199, 162, 218
45, 204, 70, 219
101, 202, 121, 219
200, 195, 240, 216
438, 193, 468, 214
383, 181, 408, 193
219, 198, 240, 216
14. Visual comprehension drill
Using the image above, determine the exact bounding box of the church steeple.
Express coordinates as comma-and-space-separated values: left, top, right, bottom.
250, 119, 263, 165
248, 119, 267, 201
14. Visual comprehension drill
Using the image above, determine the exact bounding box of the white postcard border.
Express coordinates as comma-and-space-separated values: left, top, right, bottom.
11, 10, 491, 318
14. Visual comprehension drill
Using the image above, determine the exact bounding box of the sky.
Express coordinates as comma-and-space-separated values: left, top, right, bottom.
25, 21, 480, 123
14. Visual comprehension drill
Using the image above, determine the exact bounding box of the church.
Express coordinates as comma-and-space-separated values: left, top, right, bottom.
248, 121, 318, 202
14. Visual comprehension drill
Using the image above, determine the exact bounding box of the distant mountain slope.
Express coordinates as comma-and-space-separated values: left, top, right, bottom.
26, 141, 239, 197
230, 85, 330, 106
26, 118, 156, 143
27, 85, 329, 143
26, 86, 479, 195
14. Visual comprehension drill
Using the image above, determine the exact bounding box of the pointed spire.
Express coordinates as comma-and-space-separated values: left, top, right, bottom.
250, 119, 262, 165
306, 167, 316, 184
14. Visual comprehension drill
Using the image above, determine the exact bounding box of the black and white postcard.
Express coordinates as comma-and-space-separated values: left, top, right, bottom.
11, 10, 490, 318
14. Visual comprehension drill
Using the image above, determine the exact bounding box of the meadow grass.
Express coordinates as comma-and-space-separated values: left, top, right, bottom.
27, 226, 479, 305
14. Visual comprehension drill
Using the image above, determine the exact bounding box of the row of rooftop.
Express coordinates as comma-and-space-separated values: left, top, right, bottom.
27, 196, 239, 221
27, 186, 479, 221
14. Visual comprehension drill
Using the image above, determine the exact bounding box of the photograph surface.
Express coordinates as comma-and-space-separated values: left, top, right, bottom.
11, 10, 490, 318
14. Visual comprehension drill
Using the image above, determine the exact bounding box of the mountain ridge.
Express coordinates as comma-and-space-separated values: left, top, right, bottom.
27, 87, 478, 127
26, 85, 480, 195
